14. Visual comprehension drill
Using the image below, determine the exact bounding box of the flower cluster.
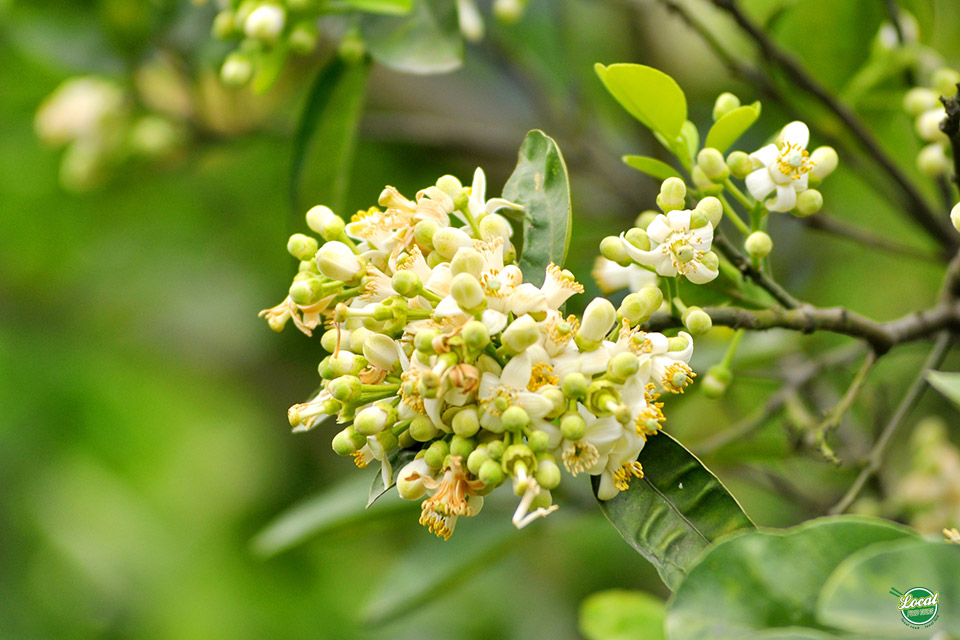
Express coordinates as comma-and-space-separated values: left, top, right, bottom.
904, 67, 960, 177
262, 168, 696, 539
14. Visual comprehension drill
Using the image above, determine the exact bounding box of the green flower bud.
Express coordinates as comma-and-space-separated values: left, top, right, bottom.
810, 146, 838, 181
337, 30, 366, 64
363, 334, 400, 371
450, 273, 486, 312
745, 231, 773, 259
701, 251, 719, 271
298, 259, 319, 274
212, 10, 238, 39
619, 292, 647, 324
289, 277, 324, 305
244, 3, 285, 42
528, 430, 550, 453
485, 439, 505, 461
691, 166, 723, 195
535, 459, 562, 490
659, 177, 686, 211
328, 375, 362, 403
413, 329, 438, 354
624, 227, 650, 251
560, 412, 586, 440
904, 87, 939, 116
494, 0, 527, 23
635, 210, 659, 230
320, 328, 342, 353
462, 320, 490, 352
916, 109, 947, 142
501, 406, 530, 432
450, 247, 484, 278
396, 459, 430, 500
376, 430, 398, 451
305, 205, 345, 240
220, 52, 253, 86
561, 372, 589, 399
726, 151, 752, 180
689, 209, 709, 229
608, 351, 640, 382
577, 298, 616, 349
932, 67, 960, 97
424, 440, 450, 470
390, 269, 422, 298
695, 196, 723, 227
713, 91, 741, 121
450, 435, 476, 459
600, 235, 629, 265
332, 426, 363, 455
531, 489, 554, 510
433, 227, 473, 260
355, 404, 394, 435
697, 147, 730, 181
795, 189, 823, 217
917, 143, 950, 177
289, 20, 319, 55
682, 307, 712, 336
701, 365, 733, 399
501, 315, 539, 354
467, 447, 491, 475
952, 202, 960, 233
317, 241, 362, 283
453, 407, 481, 438
435, 174, 463, 197
479, 458, 504, 486
414, 220, 439, 249
543, 387, 566, 419
409, 416, 438, 443
479, 213, 513, 242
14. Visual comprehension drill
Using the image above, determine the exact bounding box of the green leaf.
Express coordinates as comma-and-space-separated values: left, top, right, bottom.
705, 103, 762, 153
251, 473, 411, 557
595, 63, 687, 140
290, 56, 371, 214
680, 120, 699, 163
592, 432, 753, 591
360, 0, 463, 74
579, 590, 666, 640
367, 446, 420, 507
665, 517, 920, 640
623, 155, 681, 181
252, 43, 290, 94
925, 370, 960, 411
326, 0, 413, 14
817, 538, 960, 637
502, 130, 572, 287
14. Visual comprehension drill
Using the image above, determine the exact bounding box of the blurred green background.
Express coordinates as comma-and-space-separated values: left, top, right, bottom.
3, 0, 960, 638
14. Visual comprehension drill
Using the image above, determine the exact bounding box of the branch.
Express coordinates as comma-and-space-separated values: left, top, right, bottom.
809, 349, 878, 463
713, 233, 802, 309
828, 331, 952, 514
939, 84, 960, 191
789, 212, 946, 264
711, 0, 958, 249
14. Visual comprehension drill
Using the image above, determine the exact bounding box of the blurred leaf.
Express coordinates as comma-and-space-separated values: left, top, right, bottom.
368, 446, 420, 507
252, 43, 290, 94
251, 473, 408, 557
595, 63, 687, 140
705, 103, 762, 153
326, 0, 413, 14
502, 130, 572, 286
622, 155, 681, 181
5, 5, 123, 74
360, 0, 463, 74
592, 432, 753, 591
665, 517, 920, 640
291, 56, 371, 214
818, 539, 960, 637
579, 589, 666, 640
679, 120, 699, 165
925, 370, 960, 411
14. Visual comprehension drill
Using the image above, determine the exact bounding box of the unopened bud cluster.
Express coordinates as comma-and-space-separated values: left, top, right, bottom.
904, 68, 960, 177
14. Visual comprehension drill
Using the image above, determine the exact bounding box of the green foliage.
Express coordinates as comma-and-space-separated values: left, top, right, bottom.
705, 103, 762, 154
579, 590, 666, 640
592, 433, 753, 591
595, 63, 687, 142
622, 155, 682, 182
502, 130, 572, 287
329, 0, 414, 15
360, 0, 463, 74
925, 370, 960, 412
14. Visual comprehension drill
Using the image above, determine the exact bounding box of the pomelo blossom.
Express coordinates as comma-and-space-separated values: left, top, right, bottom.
619, 209, 719, 284
745, 121, 815, 212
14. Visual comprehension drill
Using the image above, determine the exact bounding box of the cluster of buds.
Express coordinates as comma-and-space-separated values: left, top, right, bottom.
904, 68, 960, 177
455, 0, 531, 42
34, 76, 185, 191
891, 417, 960, 535
262, 168, 697, 539
212, 0, 327, 87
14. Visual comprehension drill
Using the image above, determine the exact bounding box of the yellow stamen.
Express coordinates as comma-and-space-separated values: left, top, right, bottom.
562, 440, 600, 476
613, 461, 644, 491
528, 362, 559, 391
775, 142, 815, 180
662, 362, 695, 394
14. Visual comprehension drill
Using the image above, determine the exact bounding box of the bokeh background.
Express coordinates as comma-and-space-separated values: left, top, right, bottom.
3, 0, 960, 638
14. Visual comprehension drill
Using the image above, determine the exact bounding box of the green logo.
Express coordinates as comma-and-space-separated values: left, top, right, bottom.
890, 586, 939, 629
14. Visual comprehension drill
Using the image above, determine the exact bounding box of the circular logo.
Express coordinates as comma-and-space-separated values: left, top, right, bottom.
898, 587, 939, 628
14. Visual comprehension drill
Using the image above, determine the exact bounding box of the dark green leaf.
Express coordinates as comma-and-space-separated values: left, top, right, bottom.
579, 590, 666, 640
368, 446, 420, 507
665, 517, 919, 640
593, 432, 753, 590
595, 63, 687, 140
705, 102, 762, 153
817, 538, 960, 637
360, 0, 463, 74
622, 155, 681, 181
925, 370, 960, 412
502, 130, 572, 287
290, 56, 371, 214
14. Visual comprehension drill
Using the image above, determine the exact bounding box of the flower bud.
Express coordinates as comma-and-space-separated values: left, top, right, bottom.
701, 365, 732, 399
501, 314, 539, 353
479, 213, 513, 242
453, 407, 481, 438
795, 189, 823, 217
608, 352, 640, 382
658, 177, 686, 211
317, 241, 362, 282
212, 10, 237, 39
695, 196, 723, 227
450, 247, 484, 278
479, 458, 504, 486
397, 459, 432, 500
462, 320, 490, 352
450, 435, 476, 459
355, 404, 393, 435
745, 231, 773, 259
691, 166, 722, 195
450, 273, 486, 312
528, 430, 550, 453
535, 458, 562, 490
433, 227, 473, 259
289, 277, 324, 305
667, 335, 690, 352
904, 87, 938, 116
932, 67, 960, 97
424, 440, 449, 470
485, 439, 505, 460
332, 426, 363, 455
624, 227, 650, 251
916, 108, 947, 142
390, 269, 422, 298
494, 0, 527, 23
713, 91, 741, 121
917, 143, 950, 177
287, 233, 319, 261
345, 327, 371, 353
466, 447, 490, 474
697, 147, 729, 181
726, 151, 752, 180
810, 146, 838, 180
600, 235, 629, 265
619, 292, 647, 324
560, 412, 586, 440
305, 205, 344, 240
543, 387, 566, 418
289, 20, 319, 54
328, 375, 362, 403
320, 328, 342, 352
952, 202, 960, 233
577, 298, 616, 349
414, 329, 439, 354
220, 52, 253, 86
412, 219, 438, 249
244, 3, 285, 42
561, 372, 588, 399
409, 415, 439, 442
682, 307, 712, 336
501, 406, 530, 432
329, 351, 364, 377
363, 333, 400, 370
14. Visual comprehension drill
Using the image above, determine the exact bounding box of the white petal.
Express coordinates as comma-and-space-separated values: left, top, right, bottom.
666, 208, 691, 231
484, 198, 521, 216
672, 331, 695, 361
745, 168, 776, 201
481, 309, 508, 334
750, 143, 778, 166
471, 167, 487, 202
585, 416, 624, 450
501, 350, 533, 389
689, 224, 714, 252
517, 392, 553, 419
781, 121, 809, 149
596, 472, 619, 500
685, 261, 719, 284
645, 215, 673, 244
769, 184, 797, 212
654, 258, 679, 278
647, 332, 670, 354
434, 295, 464, 317
620, 234, 665, 268
579, 347, 611, 375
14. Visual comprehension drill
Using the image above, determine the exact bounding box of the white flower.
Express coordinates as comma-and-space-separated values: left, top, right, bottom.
596, 430, 646, 500
620, 210, 718, 284
466, 167, 521, 220
351, 435, 394, 489
35, 77, 125, 146
746, 121, 814, 213
540, 263, 584, 308
457, 0, 485, 42
316, 241, 361, 282
545, 406, 624, 477
592, 257, 657, 294
478, 347, 554, 432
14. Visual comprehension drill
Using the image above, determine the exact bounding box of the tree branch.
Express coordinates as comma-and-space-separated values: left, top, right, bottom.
809, 349, 878, 463
714, 233, 802, 309
789, 212, 946, 263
